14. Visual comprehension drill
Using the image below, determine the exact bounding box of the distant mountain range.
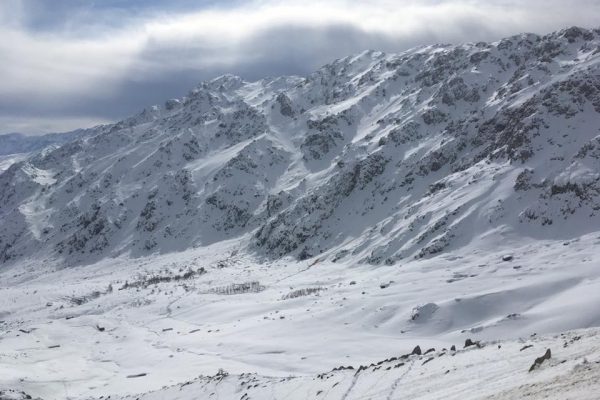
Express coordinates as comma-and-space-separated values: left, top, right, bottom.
0, 130, 91, 156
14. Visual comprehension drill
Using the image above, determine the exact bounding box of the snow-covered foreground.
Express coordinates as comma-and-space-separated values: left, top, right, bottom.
1, 230, 600, 399
106, 329, 600, 400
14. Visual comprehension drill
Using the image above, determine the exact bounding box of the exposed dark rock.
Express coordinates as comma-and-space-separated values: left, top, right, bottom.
127, 373, 148, 378
276, 93, 295, 117
528, 349, 552, 372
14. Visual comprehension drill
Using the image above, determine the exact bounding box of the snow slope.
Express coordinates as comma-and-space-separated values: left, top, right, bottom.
99, 329, 600, 400
1, 27, 600, 399
1, 234, 600, 399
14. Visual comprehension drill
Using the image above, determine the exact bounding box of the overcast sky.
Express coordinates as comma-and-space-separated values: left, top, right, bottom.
1, 0, 599, 135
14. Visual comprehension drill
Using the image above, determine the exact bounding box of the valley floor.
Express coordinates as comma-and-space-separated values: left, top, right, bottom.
1, 231, 600, 399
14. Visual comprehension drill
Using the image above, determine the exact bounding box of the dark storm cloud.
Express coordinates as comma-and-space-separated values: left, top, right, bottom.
1, 0, 599, 134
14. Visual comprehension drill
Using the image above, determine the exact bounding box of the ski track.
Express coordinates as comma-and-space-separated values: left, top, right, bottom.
340, 371, 361, 400
386, 359, 415, 400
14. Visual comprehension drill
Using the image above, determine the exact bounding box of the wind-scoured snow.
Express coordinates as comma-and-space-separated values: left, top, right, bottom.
1, 27, 600, 399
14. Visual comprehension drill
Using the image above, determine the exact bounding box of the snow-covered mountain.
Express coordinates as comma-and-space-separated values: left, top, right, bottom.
3, 26, 600, 400
3, 28, 600, 267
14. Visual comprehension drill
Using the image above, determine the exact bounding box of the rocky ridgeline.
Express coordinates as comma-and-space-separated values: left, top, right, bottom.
1, 27, 600, 265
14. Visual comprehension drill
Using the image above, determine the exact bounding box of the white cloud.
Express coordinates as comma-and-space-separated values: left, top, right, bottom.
0, 28, 141, 101
1, 0, 599, 134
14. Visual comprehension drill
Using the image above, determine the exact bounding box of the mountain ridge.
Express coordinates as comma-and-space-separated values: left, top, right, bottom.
1, 26, 600, 267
